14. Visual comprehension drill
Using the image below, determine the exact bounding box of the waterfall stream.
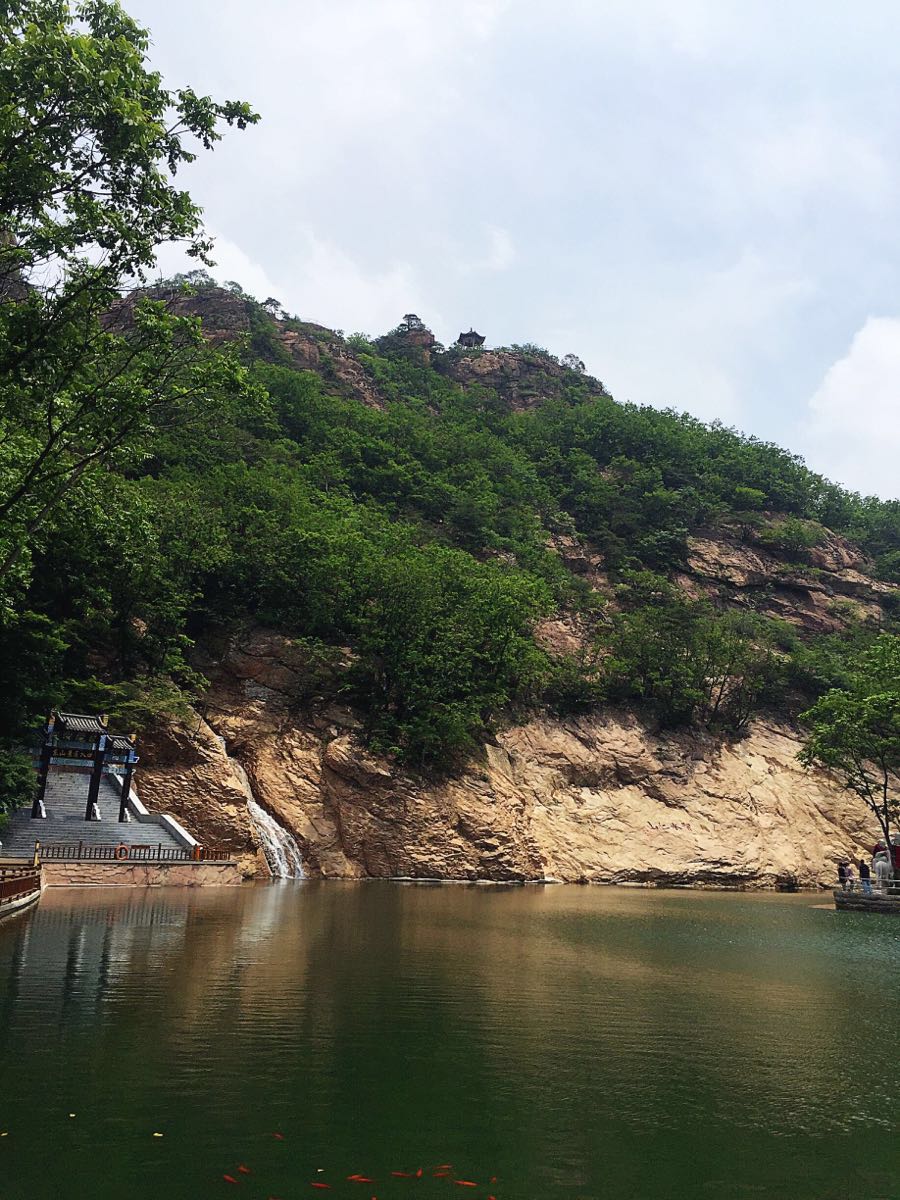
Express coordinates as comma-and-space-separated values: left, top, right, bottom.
212, 733, 305, 879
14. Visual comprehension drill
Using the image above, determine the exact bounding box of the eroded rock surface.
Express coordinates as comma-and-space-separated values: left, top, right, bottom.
139, 629, 875, 889
685, 528, 897, 634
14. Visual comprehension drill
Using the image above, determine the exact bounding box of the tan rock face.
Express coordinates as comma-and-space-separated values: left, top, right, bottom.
138, 630, 875, 890
439, 351, 607, 412
686, 530, 897, 634
136, 718, 266, 878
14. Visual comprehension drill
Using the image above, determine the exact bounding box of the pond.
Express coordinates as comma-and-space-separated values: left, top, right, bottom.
1, 883, 898, 1199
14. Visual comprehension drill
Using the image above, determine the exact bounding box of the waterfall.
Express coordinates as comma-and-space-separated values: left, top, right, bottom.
246, 795, 305, 880
212, 732, 305, 880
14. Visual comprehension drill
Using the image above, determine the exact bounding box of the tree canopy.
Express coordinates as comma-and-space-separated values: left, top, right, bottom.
799, 636, 900, 862
1, 1, 898, 797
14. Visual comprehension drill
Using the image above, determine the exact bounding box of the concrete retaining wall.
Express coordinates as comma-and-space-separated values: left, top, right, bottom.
42, 861, 243, 888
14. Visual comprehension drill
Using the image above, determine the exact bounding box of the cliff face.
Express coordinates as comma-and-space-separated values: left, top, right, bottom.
117, 287, 894, 888
108, 286, 387, 407
681, 525, 896, 635
437, 348, 608, 411
138, 628, 874, 888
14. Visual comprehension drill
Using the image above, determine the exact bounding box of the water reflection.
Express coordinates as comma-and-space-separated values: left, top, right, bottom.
1, 884, 899, 1200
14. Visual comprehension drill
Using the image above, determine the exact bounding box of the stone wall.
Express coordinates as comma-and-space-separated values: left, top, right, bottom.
42, 861, 243, 887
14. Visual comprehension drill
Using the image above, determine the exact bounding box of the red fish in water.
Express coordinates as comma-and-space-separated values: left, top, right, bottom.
237, 1166, 251, 1175
272, 1132, 285, 1141
415, 1169, 423, 1178
391, 1172, 413, 1178
434, 1166, 453, 1171
453, 1182, 477, 1189
433, 1171, 451, 1178
310, 1185, 332, 1191
223, 1176, 239, 1185
347, 1176, 374, 1183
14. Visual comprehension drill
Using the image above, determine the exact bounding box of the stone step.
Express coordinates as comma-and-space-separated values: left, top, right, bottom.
2, 773, 186, 857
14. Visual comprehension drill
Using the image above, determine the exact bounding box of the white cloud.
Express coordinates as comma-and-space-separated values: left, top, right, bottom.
744, 116, 890, 214
578, 250, 812, 424
282, 229, 432, 334
152, 233, 281, 304
153, 224, 431, 337
802, 317, 900, 499
451, 225, 516, 275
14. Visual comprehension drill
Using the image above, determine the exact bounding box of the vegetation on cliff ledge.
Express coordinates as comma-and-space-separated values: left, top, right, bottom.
1, 1, 899, 803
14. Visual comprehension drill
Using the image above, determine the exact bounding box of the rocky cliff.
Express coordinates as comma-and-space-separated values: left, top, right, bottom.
137, 627, 875, 889
119, 286, 894, 888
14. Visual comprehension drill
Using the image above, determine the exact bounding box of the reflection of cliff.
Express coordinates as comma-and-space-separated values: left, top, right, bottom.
136, 628, 874, 888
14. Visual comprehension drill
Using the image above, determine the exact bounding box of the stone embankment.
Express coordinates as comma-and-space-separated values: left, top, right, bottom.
138, 628, 874, 889
41, 861, 242, 887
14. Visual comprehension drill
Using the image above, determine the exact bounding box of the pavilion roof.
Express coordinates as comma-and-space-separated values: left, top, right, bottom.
107, 734, 135, 751
54, 712, 108, 734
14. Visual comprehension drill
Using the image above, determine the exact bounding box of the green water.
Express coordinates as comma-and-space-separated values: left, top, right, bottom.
1, 884, 898, 1200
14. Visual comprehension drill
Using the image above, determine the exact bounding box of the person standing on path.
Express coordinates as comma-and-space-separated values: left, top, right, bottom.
858, 859, 872, 894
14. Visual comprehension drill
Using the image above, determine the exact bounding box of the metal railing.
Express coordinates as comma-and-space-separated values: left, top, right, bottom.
836, 880, 900, 897
37, 842, 232, 864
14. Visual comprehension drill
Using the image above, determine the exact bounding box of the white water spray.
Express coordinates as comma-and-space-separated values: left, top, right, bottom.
246, 795, 305, 880
212, 733, 305, 879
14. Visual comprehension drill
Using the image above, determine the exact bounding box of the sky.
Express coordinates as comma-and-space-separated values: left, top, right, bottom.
130, 0, 900, 500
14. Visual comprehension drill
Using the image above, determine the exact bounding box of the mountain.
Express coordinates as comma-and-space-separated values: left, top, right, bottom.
6, 280, 900, 884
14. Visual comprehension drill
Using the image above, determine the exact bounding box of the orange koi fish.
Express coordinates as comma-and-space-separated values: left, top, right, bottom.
391, 1172, 413, 1178
310, 1184, 332, 1190
238, 1166, 251, 1175
347, 1176, 374, 1183
223, 1175, 240, 1185
453, 1182, 477, 1188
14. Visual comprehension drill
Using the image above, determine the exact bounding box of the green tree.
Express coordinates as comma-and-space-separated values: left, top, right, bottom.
601, 573, 781, 730
0, 0, 258, 604
351, 546, 550, 766
799, 635, 900, 875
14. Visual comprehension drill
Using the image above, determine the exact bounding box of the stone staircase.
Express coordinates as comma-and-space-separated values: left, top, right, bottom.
1, 773, 185, 858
